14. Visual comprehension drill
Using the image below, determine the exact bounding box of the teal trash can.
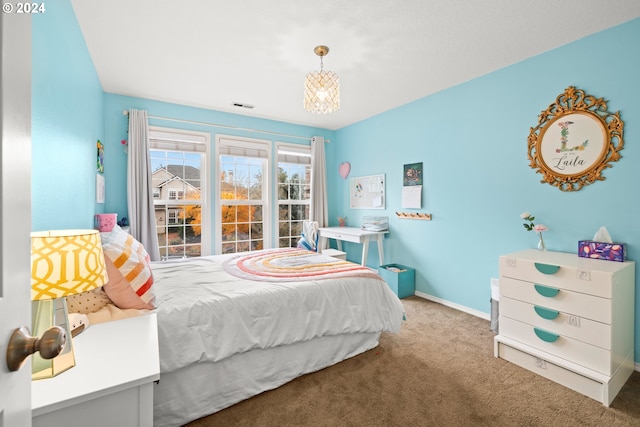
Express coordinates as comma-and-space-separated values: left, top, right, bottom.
378, 264, 415, 298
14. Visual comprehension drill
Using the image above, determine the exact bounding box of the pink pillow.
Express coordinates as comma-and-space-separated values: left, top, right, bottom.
101, 227, 155, 310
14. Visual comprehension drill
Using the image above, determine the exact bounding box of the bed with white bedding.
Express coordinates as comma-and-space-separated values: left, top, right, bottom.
150, 248, 405, 427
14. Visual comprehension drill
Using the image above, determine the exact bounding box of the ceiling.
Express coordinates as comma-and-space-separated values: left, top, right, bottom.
70, 0, 640, 131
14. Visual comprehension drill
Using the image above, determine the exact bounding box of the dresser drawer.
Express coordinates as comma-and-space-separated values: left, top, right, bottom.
500, 276, 611, 324
495, 341, 605, 403
499, 296, 611, 349
500, 317, 613, 375
499, 250, 635, 299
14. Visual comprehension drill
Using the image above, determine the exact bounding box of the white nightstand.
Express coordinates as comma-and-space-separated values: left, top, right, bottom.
32, 313, 160, 427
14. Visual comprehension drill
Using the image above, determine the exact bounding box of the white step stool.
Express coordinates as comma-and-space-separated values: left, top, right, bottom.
322, 249, 346, 260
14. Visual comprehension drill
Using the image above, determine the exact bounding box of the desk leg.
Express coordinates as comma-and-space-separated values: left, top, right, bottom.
361, 237, 369, 266
377, 236, 384, 266
336, 240, 343, 251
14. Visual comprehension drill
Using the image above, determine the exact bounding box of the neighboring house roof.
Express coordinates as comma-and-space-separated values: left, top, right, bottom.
153, 166, 201, 190
157, 175, 200, 194
167, 165, 200, 188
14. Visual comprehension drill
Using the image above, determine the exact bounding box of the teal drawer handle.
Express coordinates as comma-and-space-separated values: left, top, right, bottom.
534, 327, 559, 343
534, 306, 559, 320
534, 262, 560, 275
534, 284, 560, 297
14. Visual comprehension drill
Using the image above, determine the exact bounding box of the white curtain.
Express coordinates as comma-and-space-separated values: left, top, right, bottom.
310, 136, 328, 233
127, 109, 160, 261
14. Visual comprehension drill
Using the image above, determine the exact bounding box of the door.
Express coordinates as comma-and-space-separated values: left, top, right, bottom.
0, 13, 33, 426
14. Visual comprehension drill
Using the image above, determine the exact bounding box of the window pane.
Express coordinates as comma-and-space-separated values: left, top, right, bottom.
222, 242, 236, 254
279, 205, 290, 221
252, 205, 263, 222
151, 141, 204, 260
251, 222, 263, 240
221, 205, 236, 223
219, 148, 267, 254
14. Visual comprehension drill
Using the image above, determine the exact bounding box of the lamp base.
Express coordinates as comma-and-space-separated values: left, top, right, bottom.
31, 299, 75, 380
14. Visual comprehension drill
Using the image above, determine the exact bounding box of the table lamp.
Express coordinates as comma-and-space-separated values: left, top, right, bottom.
30, 229, 108, 379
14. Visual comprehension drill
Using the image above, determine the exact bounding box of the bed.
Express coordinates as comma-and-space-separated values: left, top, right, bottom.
150, 248, 405, 426
73, 228, 405, 427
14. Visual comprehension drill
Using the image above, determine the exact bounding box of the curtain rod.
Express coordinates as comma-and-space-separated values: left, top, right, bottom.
122, 110, 330, 143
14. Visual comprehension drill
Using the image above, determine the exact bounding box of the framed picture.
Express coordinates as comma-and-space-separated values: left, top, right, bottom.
97, 140, 104, 173
527, 87, 624, 191
403, 162, 423, 186
538, 111, 607, 176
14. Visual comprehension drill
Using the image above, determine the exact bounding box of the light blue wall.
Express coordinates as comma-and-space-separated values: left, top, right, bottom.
329, 18, 640, 360
31, 0, 104, 231
103, 93, 335, 251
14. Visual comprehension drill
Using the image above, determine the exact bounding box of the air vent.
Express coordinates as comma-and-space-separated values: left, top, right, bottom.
232, 102, 255, 109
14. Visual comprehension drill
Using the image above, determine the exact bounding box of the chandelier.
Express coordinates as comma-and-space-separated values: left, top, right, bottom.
304, 45, 340, 114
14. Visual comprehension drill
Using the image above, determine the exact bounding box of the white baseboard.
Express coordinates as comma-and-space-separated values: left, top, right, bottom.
413, 290, 491, 321
412, 291, 640, 373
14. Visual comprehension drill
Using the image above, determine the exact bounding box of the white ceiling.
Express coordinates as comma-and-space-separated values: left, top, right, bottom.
71, 0, 640, 131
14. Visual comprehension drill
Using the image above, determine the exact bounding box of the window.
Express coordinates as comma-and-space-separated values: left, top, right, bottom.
216, 136, 270, 254
277, 143, 311, 248
149, 127, 210, 260
168, 189, 184, 200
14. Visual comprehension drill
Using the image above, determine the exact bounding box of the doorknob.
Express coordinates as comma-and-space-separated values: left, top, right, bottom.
6, 325, 66, 371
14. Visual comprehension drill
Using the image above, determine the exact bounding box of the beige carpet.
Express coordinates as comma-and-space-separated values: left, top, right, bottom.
186, 296, 640, 426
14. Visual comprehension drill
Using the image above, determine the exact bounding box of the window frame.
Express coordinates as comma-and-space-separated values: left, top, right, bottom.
214, 135, 272, 254
276, 142, 312, 248
149, 126, 211, 258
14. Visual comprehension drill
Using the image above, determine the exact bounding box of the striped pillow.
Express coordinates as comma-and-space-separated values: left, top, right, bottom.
100, 226, 155, 310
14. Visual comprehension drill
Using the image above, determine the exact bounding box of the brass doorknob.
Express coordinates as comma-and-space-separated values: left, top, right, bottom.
6, 325, 66, 372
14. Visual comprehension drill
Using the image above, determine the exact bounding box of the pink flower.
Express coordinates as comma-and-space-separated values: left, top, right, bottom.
533, 224, 548, 233
121, 139, 128, 145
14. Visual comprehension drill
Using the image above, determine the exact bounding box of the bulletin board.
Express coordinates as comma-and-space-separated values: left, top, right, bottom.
350, 174, 385, 209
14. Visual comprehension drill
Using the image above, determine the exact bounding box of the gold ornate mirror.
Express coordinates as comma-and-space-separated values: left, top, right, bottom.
527, 86, 624, 191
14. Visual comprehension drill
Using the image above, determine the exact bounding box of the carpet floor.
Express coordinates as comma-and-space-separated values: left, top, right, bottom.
186, 296, 640, 426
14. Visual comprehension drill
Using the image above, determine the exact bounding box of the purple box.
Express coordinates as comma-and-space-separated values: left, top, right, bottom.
578, 240, 625, 262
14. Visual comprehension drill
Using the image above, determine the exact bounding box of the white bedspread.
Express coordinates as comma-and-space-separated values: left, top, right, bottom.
151, 253, 405, 373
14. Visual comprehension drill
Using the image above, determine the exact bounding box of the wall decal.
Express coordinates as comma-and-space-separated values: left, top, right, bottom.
97, 140, 105, 173
338, 162, 351, 179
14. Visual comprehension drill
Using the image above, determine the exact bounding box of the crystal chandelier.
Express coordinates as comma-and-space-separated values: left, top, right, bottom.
304, 45, 340, 114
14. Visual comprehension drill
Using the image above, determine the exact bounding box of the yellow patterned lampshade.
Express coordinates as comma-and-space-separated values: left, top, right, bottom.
31, 229, 107, 300
30, 229, 108, 379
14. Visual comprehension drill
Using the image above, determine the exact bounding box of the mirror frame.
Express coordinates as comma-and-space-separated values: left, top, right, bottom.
527, 86, 624, 191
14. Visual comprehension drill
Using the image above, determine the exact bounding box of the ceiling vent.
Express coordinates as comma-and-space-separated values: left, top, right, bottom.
232, 102, 255, 109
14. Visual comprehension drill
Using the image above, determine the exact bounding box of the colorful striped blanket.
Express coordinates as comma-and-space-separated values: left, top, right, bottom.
222, 248, 380, 282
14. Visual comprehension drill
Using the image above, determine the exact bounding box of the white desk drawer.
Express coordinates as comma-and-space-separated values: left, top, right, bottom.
499, 296, 611, 349
500, 276, 611, 324
320, 230, 361, 244
500, 317, 613, 375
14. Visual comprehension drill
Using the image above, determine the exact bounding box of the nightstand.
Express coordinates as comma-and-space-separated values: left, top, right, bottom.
32, 313, 160, 427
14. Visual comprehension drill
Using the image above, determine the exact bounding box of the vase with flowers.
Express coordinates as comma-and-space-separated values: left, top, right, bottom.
521, 212, 548, 251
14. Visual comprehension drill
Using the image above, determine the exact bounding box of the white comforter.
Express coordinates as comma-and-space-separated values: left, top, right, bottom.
151, 253, 405, 373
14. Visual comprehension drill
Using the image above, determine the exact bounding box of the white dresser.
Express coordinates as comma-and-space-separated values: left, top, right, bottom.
494, 249, 635, 406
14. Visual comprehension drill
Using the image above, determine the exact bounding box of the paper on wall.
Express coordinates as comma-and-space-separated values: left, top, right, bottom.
402, 185, 422, 208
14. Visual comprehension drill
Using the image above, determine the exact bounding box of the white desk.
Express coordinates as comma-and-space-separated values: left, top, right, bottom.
32, 313, 160, 427
318, 226, 388, 266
